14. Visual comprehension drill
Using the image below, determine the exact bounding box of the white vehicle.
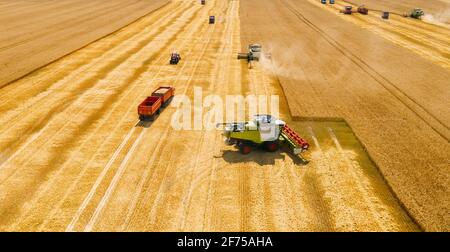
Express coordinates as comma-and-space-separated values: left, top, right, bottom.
248, 43, 262, 60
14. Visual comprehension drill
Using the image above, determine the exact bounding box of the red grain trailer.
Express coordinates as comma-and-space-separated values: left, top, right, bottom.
138, 86, 175, 121
138, 96, 162, 121
151, 86, 175, 108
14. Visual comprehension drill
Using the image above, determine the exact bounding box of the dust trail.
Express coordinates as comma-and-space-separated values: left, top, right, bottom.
258, 42, 308, 81
258, 41, 353, 83
422, 8, 450, 27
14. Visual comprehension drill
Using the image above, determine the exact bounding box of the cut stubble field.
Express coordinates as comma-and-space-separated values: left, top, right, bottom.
0, 0, 447, 231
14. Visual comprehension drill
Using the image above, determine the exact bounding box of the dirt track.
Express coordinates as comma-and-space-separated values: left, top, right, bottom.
0, 0, 445, 231
240, 0, 449, 231
0, 0, 168, 87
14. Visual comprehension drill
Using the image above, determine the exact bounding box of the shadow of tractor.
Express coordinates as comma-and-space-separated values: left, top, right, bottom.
135, 120, 154, 128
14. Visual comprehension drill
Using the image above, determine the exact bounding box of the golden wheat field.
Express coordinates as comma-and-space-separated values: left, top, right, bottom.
0, 0, 448, 231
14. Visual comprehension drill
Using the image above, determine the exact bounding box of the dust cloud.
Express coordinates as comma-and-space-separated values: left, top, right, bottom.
423, 8, 450, 26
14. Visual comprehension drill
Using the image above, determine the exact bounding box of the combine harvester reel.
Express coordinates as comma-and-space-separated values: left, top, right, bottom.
217, 115, 309, 160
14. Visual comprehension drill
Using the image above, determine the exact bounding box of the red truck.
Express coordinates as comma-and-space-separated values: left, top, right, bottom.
138, 86, 175, 121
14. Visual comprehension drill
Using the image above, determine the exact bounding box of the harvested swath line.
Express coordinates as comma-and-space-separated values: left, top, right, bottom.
120, 36, 218, 232
83, 129, 146, 231
129, 22, 220, 231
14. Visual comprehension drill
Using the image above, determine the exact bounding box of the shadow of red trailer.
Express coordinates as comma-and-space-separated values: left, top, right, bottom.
138, 86, 175, 121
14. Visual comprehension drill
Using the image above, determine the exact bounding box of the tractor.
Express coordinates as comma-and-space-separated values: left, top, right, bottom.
341, 6, 353, 15
218, 114, 309, 155
357, 5, 368, 15
170, 52, 181, 65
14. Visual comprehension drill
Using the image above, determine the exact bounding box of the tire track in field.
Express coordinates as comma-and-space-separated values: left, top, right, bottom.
140, 42, 218, 231
117, 39, 215, 231
178, 0, 235, 231
125, 17, 219, 231
64, 3, 215, 231
78, 4, 216, 232
202, 1, 241, 231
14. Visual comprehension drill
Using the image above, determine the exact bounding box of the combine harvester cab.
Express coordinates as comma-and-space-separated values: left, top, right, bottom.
219, 115, 309, 156
138, 86, 175, 121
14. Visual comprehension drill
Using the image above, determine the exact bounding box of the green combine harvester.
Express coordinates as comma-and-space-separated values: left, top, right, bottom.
218, 115, 309, 155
